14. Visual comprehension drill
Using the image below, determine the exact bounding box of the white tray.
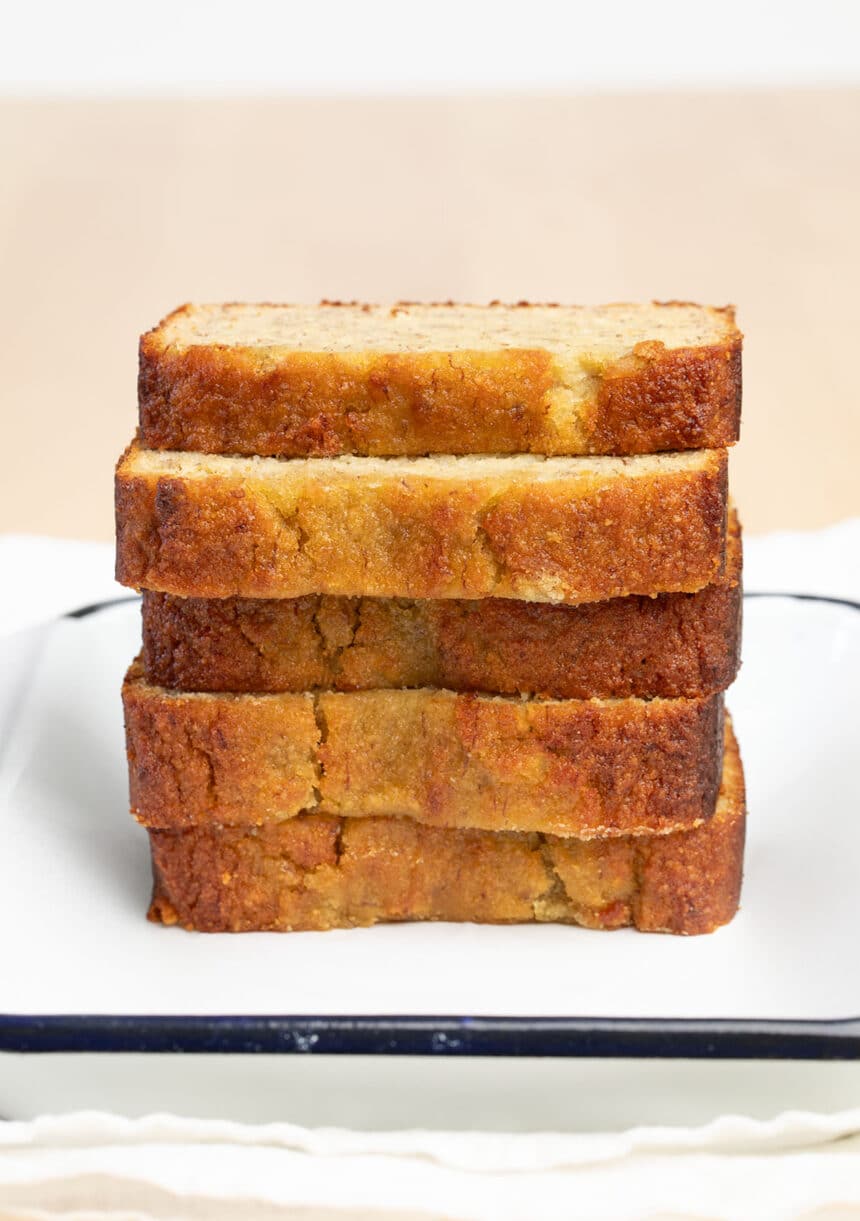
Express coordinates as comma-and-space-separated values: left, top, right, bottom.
0, 593, 858, 1057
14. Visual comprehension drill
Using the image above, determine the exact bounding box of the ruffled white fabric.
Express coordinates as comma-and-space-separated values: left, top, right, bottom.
1, 1109, 860, 1220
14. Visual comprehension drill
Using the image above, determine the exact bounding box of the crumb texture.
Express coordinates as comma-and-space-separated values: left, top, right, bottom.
139, 302, 741, 457
147, 721, 744, 936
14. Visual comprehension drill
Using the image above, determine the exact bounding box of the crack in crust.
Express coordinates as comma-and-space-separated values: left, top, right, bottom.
534, 842, 571, 920
310, 693, 328, 811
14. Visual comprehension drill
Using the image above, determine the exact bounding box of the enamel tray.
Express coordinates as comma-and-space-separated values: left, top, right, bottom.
0, 593, 858, 1058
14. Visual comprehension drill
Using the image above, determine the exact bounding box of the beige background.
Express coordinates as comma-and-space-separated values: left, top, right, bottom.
1, 90, 858, 540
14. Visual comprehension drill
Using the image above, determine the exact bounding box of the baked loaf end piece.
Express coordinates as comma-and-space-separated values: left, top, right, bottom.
141, 510, 741, 699
139, 301, 741, 457
147, 720, 744, 936
123, 662, 724, 839
115, 444, 728, 602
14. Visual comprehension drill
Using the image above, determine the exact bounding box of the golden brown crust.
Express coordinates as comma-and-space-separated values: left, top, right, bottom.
115, 445, 728, 602
590, 337, 741, 455
138, 303, 741, 457
146, 721, 744, 935
124, 663, 725, 838
141, 511, 741, 699
633, 722, 745, 934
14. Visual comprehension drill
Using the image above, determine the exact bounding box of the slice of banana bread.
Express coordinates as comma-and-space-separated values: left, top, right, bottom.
124, 662, 724, 839
116, 444, 727, 602
141, 510, 741, 699
146, 720, 744, 936
139, 301, 741, 457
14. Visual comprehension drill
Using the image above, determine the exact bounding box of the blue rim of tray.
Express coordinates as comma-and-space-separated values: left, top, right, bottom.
2, 591, 858, 1060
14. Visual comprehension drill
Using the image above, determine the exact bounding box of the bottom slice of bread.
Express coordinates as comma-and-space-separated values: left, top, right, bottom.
147, 721, 744, 936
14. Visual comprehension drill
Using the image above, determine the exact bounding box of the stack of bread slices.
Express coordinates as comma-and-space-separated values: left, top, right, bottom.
116, 302, 744, 936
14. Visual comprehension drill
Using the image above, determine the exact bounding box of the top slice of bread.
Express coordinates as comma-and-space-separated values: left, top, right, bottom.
139, 301, 741, 457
